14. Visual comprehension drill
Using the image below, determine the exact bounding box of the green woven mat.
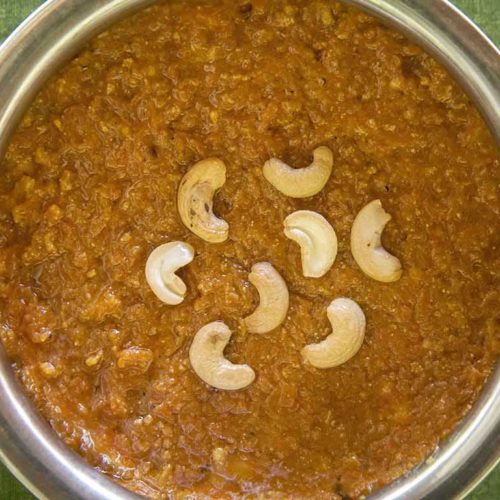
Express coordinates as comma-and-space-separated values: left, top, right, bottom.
0, 1, 498, 498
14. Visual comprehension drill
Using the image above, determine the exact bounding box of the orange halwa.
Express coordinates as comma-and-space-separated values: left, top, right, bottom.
0, 0, 498, 497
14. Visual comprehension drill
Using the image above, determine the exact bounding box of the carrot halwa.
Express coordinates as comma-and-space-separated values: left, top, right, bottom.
0, 0, 499, 497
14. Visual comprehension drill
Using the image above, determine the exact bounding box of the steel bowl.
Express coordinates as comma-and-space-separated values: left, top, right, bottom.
0, 1, 498, 499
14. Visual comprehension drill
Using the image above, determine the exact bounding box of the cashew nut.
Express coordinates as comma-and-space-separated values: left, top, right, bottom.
284, 210, 338, 278
262, 146, 333, 198
145, 241, 194, 305
177, 158, 229, 243
302, 298, 366, 368
244, 262, 289, 334
189, 321, 256, 390
350, 200, 402, 282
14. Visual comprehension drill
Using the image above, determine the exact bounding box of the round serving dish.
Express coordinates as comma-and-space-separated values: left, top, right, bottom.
0, 1, 498, 499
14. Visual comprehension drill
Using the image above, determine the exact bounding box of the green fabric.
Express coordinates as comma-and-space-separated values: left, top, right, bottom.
0, 0, 498, 498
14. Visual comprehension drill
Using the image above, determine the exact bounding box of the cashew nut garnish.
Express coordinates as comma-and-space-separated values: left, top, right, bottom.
189, 321, 256, 390
350, 199, 402, 282
244, 262, 289, 334
302, 298, 366, 369
177, 158, 229, 243
284, 210, 338, 278
262, 146, 333, 198
145, 241, 194, 305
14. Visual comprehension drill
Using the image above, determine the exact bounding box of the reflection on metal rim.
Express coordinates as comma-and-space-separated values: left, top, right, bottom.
0, 1, 498, 499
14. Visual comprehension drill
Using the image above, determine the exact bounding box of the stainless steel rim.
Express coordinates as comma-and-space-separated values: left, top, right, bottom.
0, 1, 498, 499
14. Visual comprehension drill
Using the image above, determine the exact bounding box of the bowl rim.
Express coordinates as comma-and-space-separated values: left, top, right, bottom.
0, 1, 498, 499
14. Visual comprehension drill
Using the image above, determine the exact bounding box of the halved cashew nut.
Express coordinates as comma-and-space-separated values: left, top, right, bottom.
263, 146, 333, 198
284, 210, 338, 278
145, 241, 195, 305
244, 262, 289, 334
189, 321, 256, 390
350, 199, 402, 282
302, 298, 366, 368
177, 158, 229, 243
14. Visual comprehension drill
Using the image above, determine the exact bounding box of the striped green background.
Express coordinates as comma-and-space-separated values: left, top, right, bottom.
0, 1, 498, 498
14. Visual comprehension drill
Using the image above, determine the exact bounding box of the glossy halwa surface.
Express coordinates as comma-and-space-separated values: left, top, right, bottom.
0, 0, 498, 497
